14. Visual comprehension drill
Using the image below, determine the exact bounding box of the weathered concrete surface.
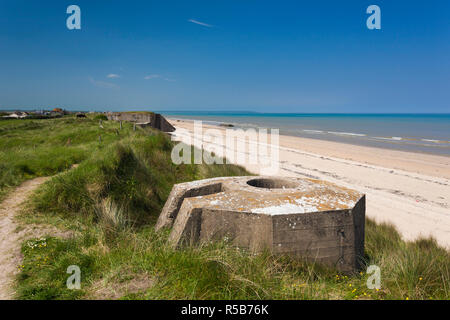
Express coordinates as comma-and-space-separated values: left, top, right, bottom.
106, 112, 175, 132
156, 176, 365, 272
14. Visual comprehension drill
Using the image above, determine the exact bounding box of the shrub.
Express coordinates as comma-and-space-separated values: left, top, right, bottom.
94, 114, 108, 121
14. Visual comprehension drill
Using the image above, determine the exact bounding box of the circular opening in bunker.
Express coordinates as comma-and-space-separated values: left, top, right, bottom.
246, 178, 298, 189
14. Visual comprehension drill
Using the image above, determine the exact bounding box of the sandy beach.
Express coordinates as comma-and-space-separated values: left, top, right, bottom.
168, 118, 450, 249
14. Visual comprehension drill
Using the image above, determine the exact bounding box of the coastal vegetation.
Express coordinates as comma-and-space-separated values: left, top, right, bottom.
0, 116, 448, 300
93, 114, 108, 121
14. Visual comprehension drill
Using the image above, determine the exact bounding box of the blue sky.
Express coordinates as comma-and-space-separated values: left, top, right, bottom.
0, 0, 449, 113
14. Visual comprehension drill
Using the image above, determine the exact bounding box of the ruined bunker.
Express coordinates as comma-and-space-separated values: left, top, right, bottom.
106, 112, 175, 132
156, 176, 365, 272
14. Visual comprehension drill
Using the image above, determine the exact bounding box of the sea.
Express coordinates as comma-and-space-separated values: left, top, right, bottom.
159, 112, 450, 156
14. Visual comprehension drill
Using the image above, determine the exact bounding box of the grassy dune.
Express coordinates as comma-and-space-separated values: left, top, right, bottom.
0, 116, 448, 300
0, 117, 122, 200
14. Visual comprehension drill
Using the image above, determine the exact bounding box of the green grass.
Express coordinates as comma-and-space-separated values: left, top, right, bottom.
1, 117, 448, 300
16, 220, 450, 300
93, 114, 108, 121
0, 115, 127, 200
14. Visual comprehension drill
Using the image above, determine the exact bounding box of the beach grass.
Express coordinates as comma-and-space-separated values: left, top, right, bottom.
1, 116, 448, 300
0, 116, 122, 201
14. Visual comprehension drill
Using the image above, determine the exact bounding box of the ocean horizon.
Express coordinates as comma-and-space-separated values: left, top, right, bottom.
160, 112, 450, 156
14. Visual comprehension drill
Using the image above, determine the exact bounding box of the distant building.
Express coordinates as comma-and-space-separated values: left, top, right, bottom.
2, 112, 28, 119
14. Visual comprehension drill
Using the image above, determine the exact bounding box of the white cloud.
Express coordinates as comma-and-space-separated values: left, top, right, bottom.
107, 73, 120, 79
89, 77, 118, 89
144, 74, 160, 80
144, 74, 175, 82
188, 19, 213, 28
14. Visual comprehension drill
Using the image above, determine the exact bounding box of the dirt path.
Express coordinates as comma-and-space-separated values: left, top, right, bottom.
0, 177, 49, 300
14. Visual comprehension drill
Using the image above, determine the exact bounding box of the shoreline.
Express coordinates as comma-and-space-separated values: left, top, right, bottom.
167, 117, 450, 179
167, 117, 450, 249
164, 114, 450, 158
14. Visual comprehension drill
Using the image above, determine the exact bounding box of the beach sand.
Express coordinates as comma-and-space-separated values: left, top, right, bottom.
168, 118, 450, 249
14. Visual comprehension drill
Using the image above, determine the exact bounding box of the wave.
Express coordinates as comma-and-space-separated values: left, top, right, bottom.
168, 115, 450, 155
302, 129, 324, 134
327, 131, 367, 137
373, 136, 403, 141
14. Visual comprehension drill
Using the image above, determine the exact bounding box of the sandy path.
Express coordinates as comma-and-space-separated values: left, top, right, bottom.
169, 119, 450, 249
0, 177, 49, 300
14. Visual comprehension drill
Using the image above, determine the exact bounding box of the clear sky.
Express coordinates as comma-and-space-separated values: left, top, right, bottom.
0, 0, 449, 113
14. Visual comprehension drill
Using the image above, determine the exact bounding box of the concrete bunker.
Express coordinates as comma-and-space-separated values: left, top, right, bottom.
156, 176, 365, 272
247, 178, 298, 189
105, 112, 175, 132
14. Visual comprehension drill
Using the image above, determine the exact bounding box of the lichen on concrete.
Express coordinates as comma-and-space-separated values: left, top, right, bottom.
156, 176, 365, 272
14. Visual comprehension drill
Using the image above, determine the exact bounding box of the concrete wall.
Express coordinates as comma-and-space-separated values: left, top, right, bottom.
271, 209, 360, 272
157, 176, 366, 273
106, 112, 175, 132
199, 208, 273, 252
